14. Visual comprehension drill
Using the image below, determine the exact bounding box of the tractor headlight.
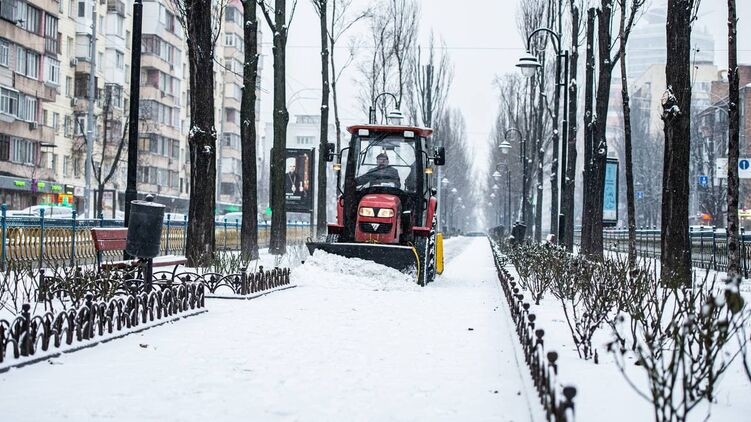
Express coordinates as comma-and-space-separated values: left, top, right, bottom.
377, 209, 394, 218
359, 207, 375, 217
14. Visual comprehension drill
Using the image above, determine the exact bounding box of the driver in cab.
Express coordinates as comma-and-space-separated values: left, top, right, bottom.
356, 152, 401, 188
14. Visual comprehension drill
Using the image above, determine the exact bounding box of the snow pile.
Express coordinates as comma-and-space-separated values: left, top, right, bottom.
291, 249, 420, 291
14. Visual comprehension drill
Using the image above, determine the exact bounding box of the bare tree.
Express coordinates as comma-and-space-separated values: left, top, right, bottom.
661, 0, 701, 284
328, 0, 369, 151
415, 32, 453, 128
76, 85, 128, 218
726, 0, 740, 275
240, 0, 260, 260
258, 0, 299, 255
617, 0, 647, 267
168, 0, 223, 265
562, 0, 588, 250
311, 0, 330, 239
581, 0, 639, 259
356, 0, 418, 120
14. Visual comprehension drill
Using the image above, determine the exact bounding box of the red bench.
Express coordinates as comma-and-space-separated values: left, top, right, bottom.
90, 228, 186, 278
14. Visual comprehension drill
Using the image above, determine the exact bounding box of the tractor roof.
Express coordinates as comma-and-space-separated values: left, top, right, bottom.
346, 124, 433, 138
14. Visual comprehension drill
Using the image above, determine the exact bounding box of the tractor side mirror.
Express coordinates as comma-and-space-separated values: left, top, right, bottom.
326, 143, 336, 162
434, 147, 446, 166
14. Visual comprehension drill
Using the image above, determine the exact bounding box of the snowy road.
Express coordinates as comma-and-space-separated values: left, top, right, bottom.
0, 237, 542, 422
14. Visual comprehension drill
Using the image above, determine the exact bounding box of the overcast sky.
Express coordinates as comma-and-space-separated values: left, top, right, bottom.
260, 0, 751, 146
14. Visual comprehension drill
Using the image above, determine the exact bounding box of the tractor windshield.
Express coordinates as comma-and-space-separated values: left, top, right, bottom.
354, 134, 418, 192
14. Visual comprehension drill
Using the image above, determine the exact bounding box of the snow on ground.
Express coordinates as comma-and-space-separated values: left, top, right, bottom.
0, 237, 543, 422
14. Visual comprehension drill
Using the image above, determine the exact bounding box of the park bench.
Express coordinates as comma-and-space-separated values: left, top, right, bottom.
90, 227, 186, 281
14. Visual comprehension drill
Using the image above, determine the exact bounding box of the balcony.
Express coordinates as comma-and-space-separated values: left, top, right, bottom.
14, 73, 57, 102
107, 0, 126, 16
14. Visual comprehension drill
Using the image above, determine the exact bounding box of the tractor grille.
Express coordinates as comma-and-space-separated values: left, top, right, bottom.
359, 222, 392, 234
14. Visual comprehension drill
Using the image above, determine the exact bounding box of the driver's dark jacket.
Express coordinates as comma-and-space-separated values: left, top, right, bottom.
355, 165, 401, 187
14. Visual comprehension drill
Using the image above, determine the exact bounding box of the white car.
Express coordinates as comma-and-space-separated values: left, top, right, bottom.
216, 212, 243, 225
5, 205, 75, 219
163, 212, 187, 223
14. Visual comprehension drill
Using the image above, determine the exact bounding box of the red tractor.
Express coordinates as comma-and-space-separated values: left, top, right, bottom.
306, 124, 445, 286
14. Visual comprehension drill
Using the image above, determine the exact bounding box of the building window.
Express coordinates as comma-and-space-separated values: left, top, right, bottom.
0, 87, 19, 116
15, 47, 26, 74
0, 134, 9, 161
63, 155, 70, 176
25, 50, 39, 79
73, 157, 81, 177
0, 39, 7, 67
0, 0, 17, 21
77, 1, 84, 17
11, 137, 35, 164
44, 14, 59, 54
115, 51, 124, 69
45, 56, 60, 85
296, 136, 315, 145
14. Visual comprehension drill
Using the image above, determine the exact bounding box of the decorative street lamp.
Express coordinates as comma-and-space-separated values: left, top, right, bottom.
369, 92, 402, 124
517, 26, 570, 244
502, 128, 526, 237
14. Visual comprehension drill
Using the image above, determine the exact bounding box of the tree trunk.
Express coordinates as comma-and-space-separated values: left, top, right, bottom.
316, 0, 330, 239
588, 4, 617, 260
268, 0, 289, 255
620, 5, 637, 267
580, 8, 596, 254
727, 0, 740, 276
185, 0, 216, 266
563, 1, 580, 251
661, 0, 693, 284
240, 0, 259, 261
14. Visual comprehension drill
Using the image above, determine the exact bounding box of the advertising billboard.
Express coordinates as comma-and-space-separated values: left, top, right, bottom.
603, 158, 619, 226
284, 148, 314, 213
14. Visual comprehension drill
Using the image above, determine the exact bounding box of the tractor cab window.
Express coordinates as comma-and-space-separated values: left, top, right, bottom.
354, 135, 418, 193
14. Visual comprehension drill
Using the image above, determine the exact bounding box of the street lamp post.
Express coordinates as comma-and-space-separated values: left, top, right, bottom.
440, 177, 449, 232
516, 27, 570, 243
500, 128, 526, 238
125, 0, 143, 227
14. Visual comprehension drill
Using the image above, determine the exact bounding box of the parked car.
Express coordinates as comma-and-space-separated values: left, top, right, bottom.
163, 212, 187, 223
216, 212, 243, 226
5, 205, 75, 219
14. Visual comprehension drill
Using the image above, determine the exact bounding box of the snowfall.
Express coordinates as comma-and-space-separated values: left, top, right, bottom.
1, 236, 750, 421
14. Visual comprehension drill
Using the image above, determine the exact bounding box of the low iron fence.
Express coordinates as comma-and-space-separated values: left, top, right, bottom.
490, 239, 577, 422
0, 206, 311, 269
1, 264, 292, 368
0, 282, 206, 366
585, 227, 751, 278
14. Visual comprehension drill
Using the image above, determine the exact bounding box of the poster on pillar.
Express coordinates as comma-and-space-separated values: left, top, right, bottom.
603, 158, 619, 227
284, 148, 314, 213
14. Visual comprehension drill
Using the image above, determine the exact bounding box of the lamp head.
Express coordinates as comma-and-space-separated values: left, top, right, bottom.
498, 140, 512, 154
516, 51, 541, 78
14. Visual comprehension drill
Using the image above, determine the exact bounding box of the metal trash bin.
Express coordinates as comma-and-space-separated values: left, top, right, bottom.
126, 196, 165, 259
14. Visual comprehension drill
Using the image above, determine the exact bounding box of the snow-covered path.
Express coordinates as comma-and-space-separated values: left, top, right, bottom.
0, 237, 542, 422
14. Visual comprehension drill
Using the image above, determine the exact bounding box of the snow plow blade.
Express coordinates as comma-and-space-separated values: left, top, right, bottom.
306, 242, 419, 275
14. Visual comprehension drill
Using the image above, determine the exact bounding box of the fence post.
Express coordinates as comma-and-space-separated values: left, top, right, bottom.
39, 208, 45, 269
1, 204, 6, 271
165, 214, 171, 255
70, 210, 78, 267
712, 226, 717, 272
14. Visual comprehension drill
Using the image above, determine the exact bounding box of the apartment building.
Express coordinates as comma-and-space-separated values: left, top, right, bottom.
0, 0, 62, 209
0, 0, 261, 216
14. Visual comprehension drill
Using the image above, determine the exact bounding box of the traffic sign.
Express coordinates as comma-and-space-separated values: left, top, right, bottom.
698, 175, 709, 187
741, 159, 750, 171
715, 158, 751, 179
636, 191, 644, 200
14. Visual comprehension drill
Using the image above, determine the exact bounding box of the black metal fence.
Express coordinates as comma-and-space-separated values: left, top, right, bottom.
490, 240, 577, 422
587, 227, 751, 278
0, 207, 311, 269
0, 282, 206, 367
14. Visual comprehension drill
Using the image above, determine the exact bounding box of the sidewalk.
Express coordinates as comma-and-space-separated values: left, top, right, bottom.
0, 237, 542, 422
